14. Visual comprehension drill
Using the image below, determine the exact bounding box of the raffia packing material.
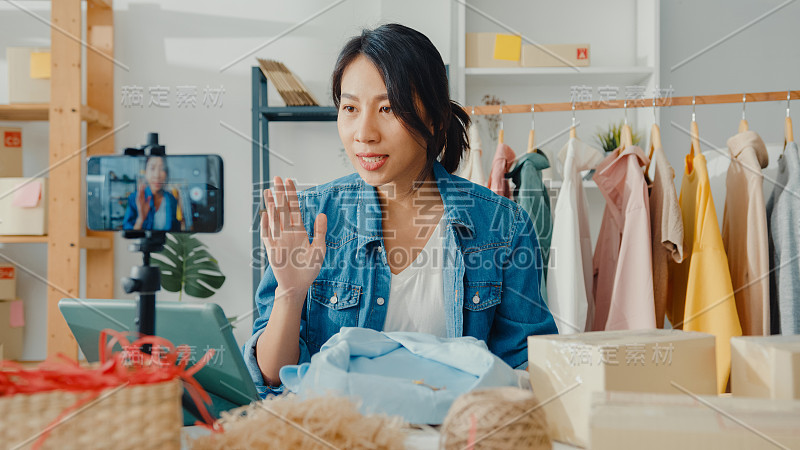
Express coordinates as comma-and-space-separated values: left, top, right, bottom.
731, 335, 800, 400
0, 177, 47, 235
0, 127, 23, 177
0, 264, 15, 300
7, 47, 50, 103
521, 44, 590, 67
465, 33, 521, 68
589, 391, 800, 450
527, 329, 717, 448
0, 300, 24, 360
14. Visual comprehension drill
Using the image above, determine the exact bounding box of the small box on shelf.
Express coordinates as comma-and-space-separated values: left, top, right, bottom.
0, 264, 15, 300
0, 178, 47, 235
7, 47, 51, 104
0, 127, 23, 178
465, 33, 521, 68
521, 44, 590, 68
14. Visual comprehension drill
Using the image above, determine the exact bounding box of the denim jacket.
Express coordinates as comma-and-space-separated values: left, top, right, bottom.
243, 161, 558, 397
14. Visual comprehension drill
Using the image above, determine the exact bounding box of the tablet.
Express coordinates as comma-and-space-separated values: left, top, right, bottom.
59, 298, 260, 408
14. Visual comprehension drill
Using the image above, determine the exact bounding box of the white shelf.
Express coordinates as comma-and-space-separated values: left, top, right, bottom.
465, 66, 655, 86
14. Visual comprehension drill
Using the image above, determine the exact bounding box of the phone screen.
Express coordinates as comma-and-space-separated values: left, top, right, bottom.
87, 155, 223, 233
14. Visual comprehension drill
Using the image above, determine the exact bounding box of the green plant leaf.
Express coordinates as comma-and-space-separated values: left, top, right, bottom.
152, 233, 226, 299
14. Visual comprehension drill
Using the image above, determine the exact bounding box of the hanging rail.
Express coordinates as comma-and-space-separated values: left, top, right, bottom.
464, 90, 799, 115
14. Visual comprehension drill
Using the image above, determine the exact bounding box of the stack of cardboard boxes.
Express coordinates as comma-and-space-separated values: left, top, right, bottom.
0, 127, 48, 235
0, 263, 23, 360
527, 330, 800, 449
465, 32, 590, 68
2, 48, 50, 235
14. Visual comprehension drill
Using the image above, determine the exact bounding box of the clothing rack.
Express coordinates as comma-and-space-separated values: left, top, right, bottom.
463, 90, 798, 115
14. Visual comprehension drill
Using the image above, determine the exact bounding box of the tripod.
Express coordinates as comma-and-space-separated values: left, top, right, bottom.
120, 133, 208, 424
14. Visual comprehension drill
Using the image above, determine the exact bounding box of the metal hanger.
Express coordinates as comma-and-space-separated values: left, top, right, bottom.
785, 91, 794, 149
620, 99, 633, 149
569, 99, 577, 138
688, 96, 700, 170
646, 93, 662, 175
739, 93, 749, 132
527, 104, 537, 154
498, 106, 504, 144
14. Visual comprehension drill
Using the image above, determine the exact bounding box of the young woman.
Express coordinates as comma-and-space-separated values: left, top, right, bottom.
244, 23, 557, 394
123, 155, 181, 231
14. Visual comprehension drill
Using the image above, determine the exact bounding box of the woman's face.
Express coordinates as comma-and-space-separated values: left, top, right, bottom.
338, 55, 429, 190
145, 157, 167, 193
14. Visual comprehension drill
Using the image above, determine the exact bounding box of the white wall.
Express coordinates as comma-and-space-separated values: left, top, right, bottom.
659, 0, 800, 182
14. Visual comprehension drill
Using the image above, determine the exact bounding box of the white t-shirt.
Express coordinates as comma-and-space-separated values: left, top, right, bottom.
383, 218, 447, 337
152, 195, 168, 230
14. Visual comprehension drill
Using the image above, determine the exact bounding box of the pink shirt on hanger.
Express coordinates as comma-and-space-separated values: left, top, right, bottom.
591, 145, 656, 331
487, 142, 516, 199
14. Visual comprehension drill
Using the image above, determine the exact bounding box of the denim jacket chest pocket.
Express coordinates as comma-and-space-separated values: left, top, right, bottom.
306, 279, 362, 353
462, 280, 502, 339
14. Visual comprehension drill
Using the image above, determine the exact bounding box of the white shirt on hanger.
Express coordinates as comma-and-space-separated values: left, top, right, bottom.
383, 218, 447, 338
546, 137, 604, 334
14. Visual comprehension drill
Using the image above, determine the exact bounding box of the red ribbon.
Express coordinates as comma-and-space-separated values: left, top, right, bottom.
0, 329, 221, 449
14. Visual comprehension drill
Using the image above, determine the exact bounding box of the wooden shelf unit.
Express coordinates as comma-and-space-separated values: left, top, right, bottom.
0, 0, 116, 360
0, 104, 112, 127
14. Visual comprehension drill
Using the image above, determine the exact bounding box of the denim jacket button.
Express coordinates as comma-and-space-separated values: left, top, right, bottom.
472, 294, 480, 304
376, 297, 385, 306
330, 294, 338, 304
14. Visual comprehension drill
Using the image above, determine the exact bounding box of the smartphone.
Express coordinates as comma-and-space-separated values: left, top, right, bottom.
87, 154, 223, 233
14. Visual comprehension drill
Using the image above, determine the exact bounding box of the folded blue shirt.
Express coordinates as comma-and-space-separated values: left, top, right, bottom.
279, 327, 520, 424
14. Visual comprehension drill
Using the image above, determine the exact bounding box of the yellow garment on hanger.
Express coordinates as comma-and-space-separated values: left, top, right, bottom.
667, 153, 742, 393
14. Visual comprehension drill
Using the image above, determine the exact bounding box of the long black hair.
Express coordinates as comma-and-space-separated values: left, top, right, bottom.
331, 23, 470, 182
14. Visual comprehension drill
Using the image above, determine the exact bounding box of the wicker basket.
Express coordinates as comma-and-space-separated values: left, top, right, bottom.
0, 378, 182, 450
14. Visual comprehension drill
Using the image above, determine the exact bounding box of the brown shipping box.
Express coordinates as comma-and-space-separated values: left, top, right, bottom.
731, 335, 800, 400
590, 391, 800, 450
7, 47, 50, 103
465, 33, 521, 68
521, 43, 590, 67
0, 300, 24, 360
0, 127, 23, 177
0, 264, 15, 300
0, 178, 47, 235
528, 329, 717, 448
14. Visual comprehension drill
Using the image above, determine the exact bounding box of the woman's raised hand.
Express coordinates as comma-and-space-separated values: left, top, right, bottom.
261, 176, 327, 300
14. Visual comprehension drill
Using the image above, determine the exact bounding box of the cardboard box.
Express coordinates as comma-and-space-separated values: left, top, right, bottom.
0, 177, 48, 235
590, 391, 800, 450
465, 33, 521, 68
0, 300, 24, 360
528, 329, 717, 448
7, 47, 51, 104
521, 43, 590, 67
0, 127, 23, 178
0, 264, 15, 300
731, 335, 800, 400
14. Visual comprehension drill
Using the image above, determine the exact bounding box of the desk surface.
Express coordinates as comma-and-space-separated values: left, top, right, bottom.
181, 426, 582, 449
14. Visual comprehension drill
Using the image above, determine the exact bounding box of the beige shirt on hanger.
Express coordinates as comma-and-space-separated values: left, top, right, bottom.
457, 124, 486, 185
649, 143, 684, 329
722, 130, 770, 336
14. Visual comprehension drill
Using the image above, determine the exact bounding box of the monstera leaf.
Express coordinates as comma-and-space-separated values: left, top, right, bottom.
152, 233, 226, 300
